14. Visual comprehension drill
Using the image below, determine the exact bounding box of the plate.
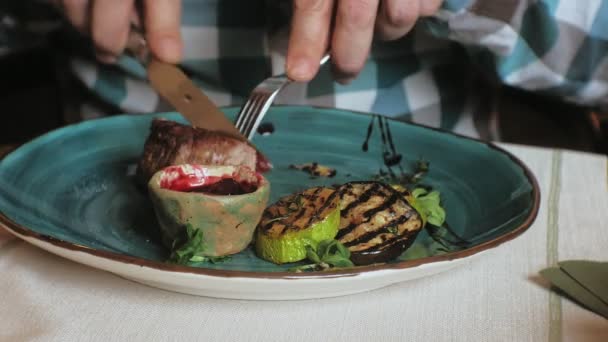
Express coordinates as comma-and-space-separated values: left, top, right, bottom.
0, 106, 539, 300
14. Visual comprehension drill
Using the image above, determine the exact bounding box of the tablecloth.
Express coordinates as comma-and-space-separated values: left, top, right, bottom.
1, 143, 607, 341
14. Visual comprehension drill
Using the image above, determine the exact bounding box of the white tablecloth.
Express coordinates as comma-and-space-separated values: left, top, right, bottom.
1, 144, 607, 341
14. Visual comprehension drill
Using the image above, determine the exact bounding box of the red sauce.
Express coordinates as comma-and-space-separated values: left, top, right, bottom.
160, 165, 260, 195
187, 179, 252, 195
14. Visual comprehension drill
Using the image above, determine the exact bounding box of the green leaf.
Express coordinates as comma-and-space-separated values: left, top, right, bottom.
411, 187, 427, 198
305, 245, 321, 264
317, 239, 337, 260
289, 239, 355, 272
323, 254, 354, 268
169, 224, 207, 265
335, 241, 351, 259
407, 188, 446, 227
189, 255, 208, 262
320, 240, 353, 267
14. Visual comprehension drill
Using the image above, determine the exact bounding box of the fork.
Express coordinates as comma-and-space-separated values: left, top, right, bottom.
234, 53, 331, 140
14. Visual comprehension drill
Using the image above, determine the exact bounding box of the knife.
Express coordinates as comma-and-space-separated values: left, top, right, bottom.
125, 24, 244, 139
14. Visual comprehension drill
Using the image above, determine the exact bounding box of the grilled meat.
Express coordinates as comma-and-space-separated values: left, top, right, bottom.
336, 181, 422, 265
137, 119, 271, 184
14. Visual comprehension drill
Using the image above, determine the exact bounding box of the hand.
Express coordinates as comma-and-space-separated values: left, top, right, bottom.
286, 0, 442, 84
55, 0, 182, 63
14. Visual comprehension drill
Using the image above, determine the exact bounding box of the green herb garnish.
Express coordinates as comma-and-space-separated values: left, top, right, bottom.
289, 239, 354, 272
169, 224, 231, 265
403, 188, 470, 254
408, 188, 446, 227
169, 224, 205, 264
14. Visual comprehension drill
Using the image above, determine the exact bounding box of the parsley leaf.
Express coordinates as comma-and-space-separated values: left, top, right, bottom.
290, 239, 354, 272
169, 224, 206, 264
323, 254, 354, 268
305, 246, 321, 264
168, 224, 232, 265
407, 188, 446, 227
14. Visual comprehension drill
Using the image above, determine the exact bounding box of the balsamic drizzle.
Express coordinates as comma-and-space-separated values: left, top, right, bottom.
352, 116, 472, 257
362, 115, 375, 152
362, 115, 410, 187
381, 116, 402, 167
377, 115, 388, 155
384, 117, 398, 157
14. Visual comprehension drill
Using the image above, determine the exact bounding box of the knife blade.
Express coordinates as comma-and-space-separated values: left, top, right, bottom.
125, 24, 244, 139
146, 59, 242, 137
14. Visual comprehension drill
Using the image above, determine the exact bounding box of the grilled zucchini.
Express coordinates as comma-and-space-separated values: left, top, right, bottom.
336, 181, 423, 265
255, 187, 340, 264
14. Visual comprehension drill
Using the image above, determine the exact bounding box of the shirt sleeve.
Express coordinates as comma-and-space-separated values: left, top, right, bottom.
426, 0, 608, 109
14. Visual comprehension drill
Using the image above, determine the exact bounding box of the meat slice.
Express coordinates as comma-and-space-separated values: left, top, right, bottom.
137, 119, 270, 184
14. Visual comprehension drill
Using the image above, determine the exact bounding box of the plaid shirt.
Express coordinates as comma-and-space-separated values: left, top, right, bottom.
65, 0, 608, 139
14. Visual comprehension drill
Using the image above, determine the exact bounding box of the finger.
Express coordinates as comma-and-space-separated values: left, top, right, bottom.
144, 0, 183, 63
419, 0, 442, 16
375, 0, 419, 41
91, 0, 135, 62
286, 0, 334, 82
332, 0, 379, 83
61, 0, 91, 33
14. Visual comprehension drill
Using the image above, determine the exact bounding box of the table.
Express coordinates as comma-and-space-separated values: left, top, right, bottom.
1, 143, 607, 341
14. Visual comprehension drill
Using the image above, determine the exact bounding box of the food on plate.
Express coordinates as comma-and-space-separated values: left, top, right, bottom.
148, 164, 270, 261
335, 181, 423, 266
392, 185, 445, 228
254, 180, 446, 268
255, 187, 341, 264
137, 119, 271, 184
137, 117, 446, 269
288, 239, 354, 272
136, 115, 450, 269
289, 162, 337, 178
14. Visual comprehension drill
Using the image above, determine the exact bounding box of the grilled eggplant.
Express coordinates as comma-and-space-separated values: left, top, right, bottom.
255, 187, 341, 264
336, 181, 422, 265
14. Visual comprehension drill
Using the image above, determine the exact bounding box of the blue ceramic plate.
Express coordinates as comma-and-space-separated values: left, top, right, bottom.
0, 106, 539, 300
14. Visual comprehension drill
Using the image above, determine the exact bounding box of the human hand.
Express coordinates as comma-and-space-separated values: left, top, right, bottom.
55, 0, 182, 63
286, 0, 442, 84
